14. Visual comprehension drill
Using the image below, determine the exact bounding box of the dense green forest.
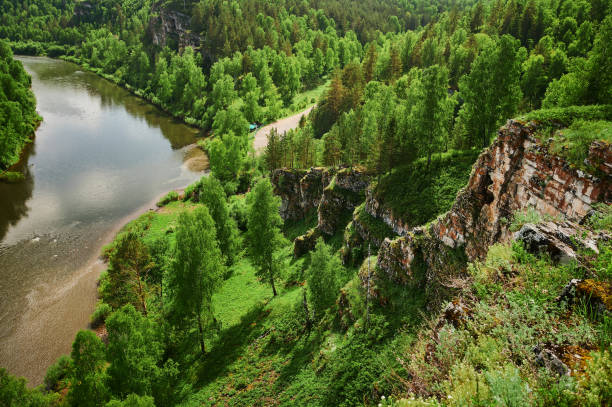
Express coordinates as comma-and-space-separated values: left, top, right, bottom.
1, 0, 611, 405
0, 40, 40, 180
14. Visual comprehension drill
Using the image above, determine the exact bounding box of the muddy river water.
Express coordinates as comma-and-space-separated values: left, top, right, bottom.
0, 56, 206, 385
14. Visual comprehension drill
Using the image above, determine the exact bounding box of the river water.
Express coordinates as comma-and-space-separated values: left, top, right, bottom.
0, 57, 206, 385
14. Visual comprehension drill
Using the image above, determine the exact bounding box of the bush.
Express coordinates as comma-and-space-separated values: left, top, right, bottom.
156, 190, 179, 207
228, 195, 248, 230
90, 301, 112, 327
509, 207, 542, 231
44, 355, 72, 391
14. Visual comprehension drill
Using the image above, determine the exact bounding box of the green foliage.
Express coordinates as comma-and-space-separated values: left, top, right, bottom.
373, 149, 479, 227
68, 330, 110, 407
548, 120, 612, 172
44, 355, 72, 392
0, 368, 58, 407
156, 190, 179, 207
102, 230, 154, 313
456, 35, 524, 148
0, 39, 41, 171
106, 305, 163, 398
588, 203, 612, 233
105, 394, 156, 407
246, 178, 285, 296
509, 207, 543, 232
307, 238, 341, 320
580, 350, 612, 406
169, 206, 225, 355
195, 175, 241, 265
520, 104, 612, 126
91, 301, 112, 327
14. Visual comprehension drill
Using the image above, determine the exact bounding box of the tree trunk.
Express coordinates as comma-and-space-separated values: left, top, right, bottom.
302, 288, 312, 332
270, 274, 277, 296
197, 313, 206, 356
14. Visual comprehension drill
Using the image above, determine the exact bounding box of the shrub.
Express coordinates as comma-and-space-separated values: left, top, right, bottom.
90, 301, 112, 327
156, 190, 179, 207
509, 207, 542, 231
44, 355, 72, 391
485, 365, 530, 407
579, 350, 612, 406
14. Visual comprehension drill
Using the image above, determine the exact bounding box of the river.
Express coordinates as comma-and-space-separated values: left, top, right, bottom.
0, 56, 206, 385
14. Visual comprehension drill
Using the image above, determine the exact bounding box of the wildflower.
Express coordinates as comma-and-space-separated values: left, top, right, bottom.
381, 395, 386, 400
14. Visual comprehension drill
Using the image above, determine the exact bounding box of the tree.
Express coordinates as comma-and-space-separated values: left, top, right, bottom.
105, 231, 154, 314
105, 305, 163, 398
457, 35, 524, 148
68, 330, 109, 407
408, 65, 452, 166
208, 132, 245, 193
0, 368, 58, 407
197, 175, 240, 265
307, 238, 340, 320
169, 207, 224, 355
363, 43, 378, 82
246, 178, 285, 296
521, 54, 548, 108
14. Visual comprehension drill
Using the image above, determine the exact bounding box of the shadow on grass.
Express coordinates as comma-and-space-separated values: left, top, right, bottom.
195, 302, 268, 385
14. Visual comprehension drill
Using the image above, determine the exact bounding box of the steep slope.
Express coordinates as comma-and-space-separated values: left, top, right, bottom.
376, 115, 611, 305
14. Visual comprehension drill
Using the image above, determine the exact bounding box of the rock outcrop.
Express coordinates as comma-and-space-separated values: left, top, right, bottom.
147, 3, 204, 53
271, 167, 371, 256
376, 119, 612, 302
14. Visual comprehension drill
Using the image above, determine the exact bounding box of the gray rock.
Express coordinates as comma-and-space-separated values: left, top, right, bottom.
533, 344, 570, 376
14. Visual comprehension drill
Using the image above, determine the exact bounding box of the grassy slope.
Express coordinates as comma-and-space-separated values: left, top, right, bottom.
373, 149, 481, 228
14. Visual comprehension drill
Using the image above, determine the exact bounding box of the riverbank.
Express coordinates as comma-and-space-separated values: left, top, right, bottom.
0, 57, 206, 386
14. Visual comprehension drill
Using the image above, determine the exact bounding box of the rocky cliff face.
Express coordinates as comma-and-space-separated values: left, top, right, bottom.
147, 3, 203, 52
376, 119, 611, 303
271, 167, 371, 256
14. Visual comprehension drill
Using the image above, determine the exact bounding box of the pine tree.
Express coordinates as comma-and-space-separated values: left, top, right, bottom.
457, 35, 523, 148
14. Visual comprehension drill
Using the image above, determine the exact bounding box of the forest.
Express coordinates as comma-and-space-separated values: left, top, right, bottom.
0, 40, 40, 181
0, 0, 611, 405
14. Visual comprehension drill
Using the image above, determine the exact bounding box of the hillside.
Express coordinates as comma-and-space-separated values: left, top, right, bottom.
1, 0, 612, 406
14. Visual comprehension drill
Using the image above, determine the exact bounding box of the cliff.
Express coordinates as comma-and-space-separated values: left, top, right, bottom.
376, 119, 611, 304
271, 166, 371, 256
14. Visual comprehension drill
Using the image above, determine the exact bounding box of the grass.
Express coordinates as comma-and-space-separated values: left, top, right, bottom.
520, 104, 612, 127
284, 80, 329, 116
373, 149, 481, 227
548, 120, 612, 173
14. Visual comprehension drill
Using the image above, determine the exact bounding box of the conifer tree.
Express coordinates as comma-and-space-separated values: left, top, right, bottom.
457, 35, 523, 148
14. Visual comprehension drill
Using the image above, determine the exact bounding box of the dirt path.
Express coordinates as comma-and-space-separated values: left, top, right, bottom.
253, 105, 315, 152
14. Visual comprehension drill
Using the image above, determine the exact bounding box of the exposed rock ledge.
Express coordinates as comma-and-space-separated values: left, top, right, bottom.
376, 119, 611, 303
271, 166, 371, 256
